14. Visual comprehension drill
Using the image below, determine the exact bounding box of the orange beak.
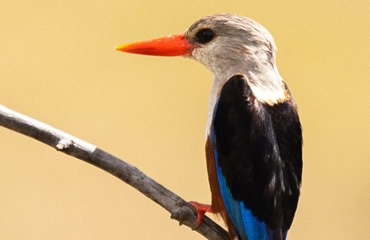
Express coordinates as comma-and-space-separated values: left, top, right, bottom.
116, 33, 192, 57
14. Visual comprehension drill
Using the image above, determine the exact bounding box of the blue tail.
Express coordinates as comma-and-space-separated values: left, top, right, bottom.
215, 149, 287, 240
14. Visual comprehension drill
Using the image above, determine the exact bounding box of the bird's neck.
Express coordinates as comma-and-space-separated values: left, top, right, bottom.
205, 63, 285, 137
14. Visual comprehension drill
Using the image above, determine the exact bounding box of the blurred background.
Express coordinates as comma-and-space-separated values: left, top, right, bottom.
0, 0, 369, 239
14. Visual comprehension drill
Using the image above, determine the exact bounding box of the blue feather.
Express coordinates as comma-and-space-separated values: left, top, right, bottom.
214, 147, 272, 240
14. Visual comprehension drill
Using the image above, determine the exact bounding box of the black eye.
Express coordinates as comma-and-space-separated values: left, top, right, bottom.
196, 28, 215, 44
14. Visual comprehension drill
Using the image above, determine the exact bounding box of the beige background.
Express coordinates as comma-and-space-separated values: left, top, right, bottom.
1, 0, 369, 239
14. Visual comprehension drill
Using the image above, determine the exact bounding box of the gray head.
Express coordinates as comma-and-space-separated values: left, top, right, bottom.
185, 14, 277, 76
184, 14, 285, 105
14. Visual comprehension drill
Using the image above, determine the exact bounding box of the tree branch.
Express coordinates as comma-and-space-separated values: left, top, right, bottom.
0, 104, 228, 240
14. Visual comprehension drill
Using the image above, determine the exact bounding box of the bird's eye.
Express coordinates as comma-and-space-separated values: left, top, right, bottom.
196, 28, 215, 44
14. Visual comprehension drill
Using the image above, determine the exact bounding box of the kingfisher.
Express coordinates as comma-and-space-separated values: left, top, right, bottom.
116, 13, 302, 240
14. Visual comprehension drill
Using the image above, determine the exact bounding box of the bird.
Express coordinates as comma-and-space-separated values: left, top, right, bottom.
116, 13, 302, 240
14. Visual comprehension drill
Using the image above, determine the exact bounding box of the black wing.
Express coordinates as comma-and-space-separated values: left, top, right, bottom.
212, 74, 302, 233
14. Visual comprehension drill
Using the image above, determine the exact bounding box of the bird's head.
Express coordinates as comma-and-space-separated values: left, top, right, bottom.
117, 14, 276, 74
117, 13, 285, 104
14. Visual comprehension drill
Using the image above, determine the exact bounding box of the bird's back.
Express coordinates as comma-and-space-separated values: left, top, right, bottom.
207, 74, 302, 240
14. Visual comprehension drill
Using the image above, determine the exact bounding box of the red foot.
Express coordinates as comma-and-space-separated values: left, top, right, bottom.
188, 201, 215, 226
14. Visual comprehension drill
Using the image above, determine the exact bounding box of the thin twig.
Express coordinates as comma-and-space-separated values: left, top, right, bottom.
0, 104, 229, 240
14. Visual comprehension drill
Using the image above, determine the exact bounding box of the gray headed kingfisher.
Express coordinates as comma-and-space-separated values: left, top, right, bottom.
116, 13, 302, 240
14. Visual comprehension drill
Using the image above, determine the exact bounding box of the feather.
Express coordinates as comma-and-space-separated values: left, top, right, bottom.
209, 74, 302, 239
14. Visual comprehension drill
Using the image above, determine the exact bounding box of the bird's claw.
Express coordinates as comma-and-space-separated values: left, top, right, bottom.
188, 201, 214, 227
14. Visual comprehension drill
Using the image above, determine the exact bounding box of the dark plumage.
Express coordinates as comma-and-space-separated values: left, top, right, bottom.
211, 74, 302, 239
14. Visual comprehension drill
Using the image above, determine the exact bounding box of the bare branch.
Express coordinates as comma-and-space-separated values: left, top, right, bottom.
0, 104, 229, 240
